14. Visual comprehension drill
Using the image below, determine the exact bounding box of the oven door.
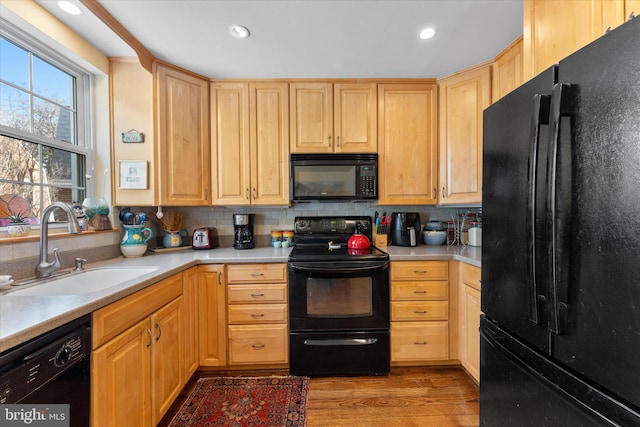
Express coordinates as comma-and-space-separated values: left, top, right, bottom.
288, 261, 390, 331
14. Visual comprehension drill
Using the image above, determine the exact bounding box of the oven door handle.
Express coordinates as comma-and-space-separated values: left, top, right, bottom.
289, 262, 389, 272
304, 338, 379, 346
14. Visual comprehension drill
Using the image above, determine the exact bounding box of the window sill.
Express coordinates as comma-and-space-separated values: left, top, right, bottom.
0, 228, 119, 244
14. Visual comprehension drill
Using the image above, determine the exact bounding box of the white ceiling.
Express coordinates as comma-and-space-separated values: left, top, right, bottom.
34, 0, 523, 79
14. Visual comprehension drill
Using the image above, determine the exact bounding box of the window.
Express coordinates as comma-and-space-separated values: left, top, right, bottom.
0, 20, 92, 226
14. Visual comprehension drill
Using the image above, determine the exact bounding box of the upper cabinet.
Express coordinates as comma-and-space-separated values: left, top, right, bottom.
155, 63, 210, 206
378, 83, 438, 205
523, 0, 626, 80
290, 82, 377, 153
628, 0, 640, 18
437, 64, 491, 205
492, 37, 523, 102
211, 82, 290, 205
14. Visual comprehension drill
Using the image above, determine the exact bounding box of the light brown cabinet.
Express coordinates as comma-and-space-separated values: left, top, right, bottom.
181, 267, 199, 382
377, 83, 438, 205
437, 64, 491, 205
290, 82, 377, 153
210, 82, 290, 205
198, 264, 227, 366
155, 62, 210, 205
523, 0, 626, 81
459, 263, 481, 382
91, 274, 184, 427
492, 37, 523, 102
226, 263, 288, 366
390, 261, 449, 363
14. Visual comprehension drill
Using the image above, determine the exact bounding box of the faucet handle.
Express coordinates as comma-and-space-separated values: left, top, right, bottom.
74, 257, 87, 271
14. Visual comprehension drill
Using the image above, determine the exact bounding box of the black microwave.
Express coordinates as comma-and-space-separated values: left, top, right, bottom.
290, 153, 378, 201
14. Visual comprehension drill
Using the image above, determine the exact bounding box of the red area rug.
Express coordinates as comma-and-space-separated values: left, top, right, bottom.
169, 376, 309, 426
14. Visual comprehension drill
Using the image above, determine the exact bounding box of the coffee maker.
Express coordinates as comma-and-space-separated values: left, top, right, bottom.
233, 213, 255, 249
390, 212, 421, 247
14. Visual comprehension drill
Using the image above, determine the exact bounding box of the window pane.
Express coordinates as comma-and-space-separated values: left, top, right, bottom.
33, 97, 75, 143
0, 37, 29, 90
33, 55, 73, 108
0, 83, 30, 131
0, 136, 40, 184
41, 145, 86, 199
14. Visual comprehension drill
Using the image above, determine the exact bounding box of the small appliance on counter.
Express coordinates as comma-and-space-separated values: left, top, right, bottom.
192, 227, 219, 250
233, 213, 255, 249
422, 220, 447, 246
390, 212, 421, 247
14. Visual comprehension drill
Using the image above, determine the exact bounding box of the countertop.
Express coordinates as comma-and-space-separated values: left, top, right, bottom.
0, 244, 481, 353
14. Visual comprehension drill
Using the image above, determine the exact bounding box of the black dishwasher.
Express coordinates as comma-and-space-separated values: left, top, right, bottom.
0, 314, 91, 426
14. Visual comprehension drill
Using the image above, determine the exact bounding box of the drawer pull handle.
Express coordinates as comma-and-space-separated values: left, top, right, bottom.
414, 341, 428, 346
250, 273, 265, 277
250, 314, 265, 318
250, 293, 265, 297
155, 323, 162, 341
413, 290, 427, 294
413, 270, 428, 274
251, 344, 265, 350
414, 310, 428, 314
146, 329, 152, 348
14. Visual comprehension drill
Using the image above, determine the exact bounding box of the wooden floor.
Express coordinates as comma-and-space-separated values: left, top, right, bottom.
159, 366, 479, 426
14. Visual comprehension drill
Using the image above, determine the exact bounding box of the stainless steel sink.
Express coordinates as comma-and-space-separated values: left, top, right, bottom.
6, 267, 159, 296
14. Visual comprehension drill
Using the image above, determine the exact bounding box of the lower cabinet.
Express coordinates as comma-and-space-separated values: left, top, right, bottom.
226, 263, 289, 366
390, 261, 449, 364
182, 267, 199, 381
459, 263, 482, 382
198, 264, 227, 366
91, 274, 184, 427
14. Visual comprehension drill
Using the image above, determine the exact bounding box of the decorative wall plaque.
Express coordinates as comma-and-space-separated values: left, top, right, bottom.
122, 129, 144, 143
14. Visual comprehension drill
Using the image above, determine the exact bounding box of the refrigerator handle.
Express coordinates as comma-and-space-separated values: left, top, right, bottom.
546, 83, 573, 335
526, 94, 550, 325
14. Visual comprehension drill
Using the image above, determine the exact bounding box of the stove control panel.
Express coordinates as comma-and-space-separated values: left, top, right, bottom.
294, 216, 372, 237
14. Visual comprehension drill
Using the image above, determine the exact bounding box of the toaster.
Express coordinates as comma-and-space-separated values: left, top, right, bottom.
192, 227, 219, 250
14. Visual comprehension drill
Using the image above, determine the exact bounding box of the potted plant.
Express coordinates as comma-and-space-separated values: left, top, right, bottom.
6, 209, 31, 237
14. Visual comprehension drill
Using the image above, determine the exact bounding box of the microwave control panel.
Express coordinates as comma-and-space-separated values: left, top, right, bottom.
360, 166, 377, 196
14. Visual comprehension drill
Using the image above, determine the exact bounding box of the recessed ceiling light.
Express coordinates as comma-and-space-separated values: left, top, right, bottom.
228, 25, 250, 39
58, 1, 82, 15
419, 28, 436, 40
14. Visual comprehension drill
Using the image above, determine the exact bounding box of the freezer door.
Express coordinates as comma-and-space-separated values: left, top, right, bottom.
481, 66, 556, 353
547, 16, 640, 410
480, 317, 640, 426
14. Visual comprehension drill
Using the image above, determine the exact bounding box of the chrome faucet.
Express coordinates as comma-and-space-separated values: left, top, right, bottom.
35, 202, 82, 278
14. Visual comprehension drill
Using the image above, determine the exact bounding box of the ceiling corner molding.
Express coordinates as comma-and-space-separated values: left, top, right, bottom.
79, 0, 154, 72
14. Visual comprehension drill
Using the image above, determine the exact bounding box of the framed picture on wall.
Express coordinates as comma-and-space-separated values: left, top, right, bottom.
119, 160, 148, 189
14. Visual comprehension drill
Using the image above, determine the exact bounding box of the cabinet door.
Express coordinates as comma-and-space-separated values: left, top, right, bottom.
211, 82, 251, 205
334, 83, 377, 153
151, 297, 183, 425
249, 82, 290, 205
377, 83, 438, 205
155, 63, 210, 205
438, 64, 491, 205
198, 265, 227, 366
181, 267, 198, 383
290, 82, 333, 152
523, 0, 625, 80
628, 0, 640, 18
462, 284, 481, 382
91, 319, 151, 427
492, 37, 523, 102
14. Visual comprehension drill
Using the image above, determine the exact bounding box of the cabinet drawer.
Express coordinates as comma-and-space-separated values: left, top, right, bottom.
391, 261, 448, 281
391, 321, 449, 361
227, 263, 287, 284
391, 301, 449, 321
92, 273, 182, 349
228, 304, 287, 324
462, 263, 481, 291
391, 281, 448, 301
227, 283, 287, 304
228, 324, 288, 365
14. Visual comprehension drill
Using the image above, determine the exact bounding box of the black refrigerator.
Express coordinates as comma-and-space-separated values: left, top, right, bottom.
481, 16, 640, 426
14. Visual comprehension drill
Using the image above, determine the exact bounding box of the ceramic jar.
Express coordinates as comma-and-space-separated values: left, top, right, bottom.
163, 229, 188, 248
120, 224, 153, 257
